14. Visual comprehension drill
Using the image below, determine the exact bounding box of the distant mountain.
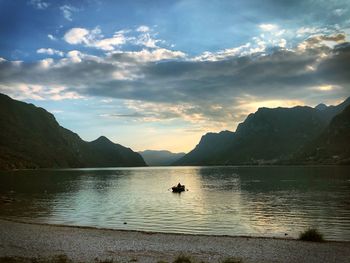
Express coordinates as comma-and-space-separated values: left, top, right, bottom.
86, 136, 146, 167
175, 97, 350, 166
313, 97, 350, 123
139, 150, 185, 166
0, 93, 146, 169
296, 104, 350, 164
88, 136, 146, 167
315, 103, 328, 111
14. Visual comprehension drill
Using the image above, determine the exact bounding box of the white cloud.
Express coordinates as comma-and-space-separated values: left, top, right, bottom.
48, 34, 56, 41
0, 83, 82, 101
63, 28, 90, 45
112, 48, 186, 62
333, 8, 346, 16
60, 5, 78, 21
296, 27, 328, 37
55, 50, 101, 66
28, 0, 49, 10
274, 29, 286, 37
134, 32, 160, 48
37, 48, 64, 57
297, 33, 346, 51
136, 25, 150, 32
66, 50, 83, 63
259, 24, 278, 31
278, 38, 287, 48
93, 32, 127, 51
192, 36, 272, 62
63, 27, 126, 51
38, 58, 54, 69
193, 43, 252, 61
63, 26, 171, 51
192, 24, 293, 62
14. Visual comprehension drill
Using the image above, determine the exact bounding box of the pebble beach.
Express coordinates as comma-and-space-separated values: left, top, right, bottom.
0, 219, 349, 263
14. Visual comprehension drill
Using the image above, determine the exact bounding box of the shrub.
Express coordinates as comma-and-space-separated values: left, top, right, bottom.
299, 228, 324, 242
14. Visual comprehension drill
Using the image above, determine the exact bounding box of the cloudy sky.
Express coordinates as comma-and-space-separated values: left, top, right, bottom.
0, 0, 350, 152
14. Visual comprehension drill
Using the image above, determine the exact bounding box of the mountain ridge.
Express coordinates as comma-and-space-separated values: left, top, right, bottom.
294, 103, 350, 164
175, 97, 350, 166
0, 93, 146, 169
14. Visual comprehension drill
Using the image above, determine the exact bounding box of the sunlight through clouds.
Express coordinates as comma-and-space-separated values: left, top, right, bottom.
259, 24, 279, 31
1, 0, 350, 151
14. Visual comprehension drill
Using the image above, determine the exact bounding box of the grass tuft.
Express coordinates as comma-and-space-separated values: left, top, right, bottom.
173, 255, 193, 263
299, 228, 324, 242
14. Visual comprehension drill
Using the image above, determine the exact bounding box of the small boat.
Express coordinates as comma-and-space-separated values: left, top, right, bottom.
172, 183, 185, 193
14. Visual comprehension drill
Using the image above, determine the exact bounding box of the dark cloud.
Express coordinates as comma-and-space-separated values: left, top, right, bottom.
317, 43, 350, 85
1, 39, 350, 125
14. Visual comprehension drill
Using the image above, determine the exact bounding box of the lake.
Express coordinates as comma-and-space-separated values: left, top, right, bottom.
0, 166, 349, 241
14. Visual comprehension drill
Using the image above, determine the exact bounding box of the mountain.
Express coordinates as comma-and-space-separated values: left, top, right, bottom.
139, 150, 185, 166
175, 97, 350, 166
223, 106, 329, 164
88, 136, 145, 167
173, 131, 235, 165
296, 104, 350, 164
0, 93, 146, 169
315, 103, 328, 111
312, 97, 350, 123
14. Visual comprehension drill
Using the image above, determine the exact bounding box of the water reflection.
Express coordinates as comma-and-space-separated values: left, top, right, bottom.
0, 166, 349, 240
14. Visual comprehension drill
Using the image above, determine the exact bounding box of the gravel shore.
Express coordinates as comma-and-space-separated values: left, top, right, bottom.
0, 219, 349, 263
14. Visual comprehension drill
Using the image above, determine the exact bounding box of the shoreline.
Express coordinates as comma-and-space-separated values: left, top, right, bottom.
1, 217, 349, 243
1, 164, 350, 172
0, 217, 302, 242
1, 219, 349, 263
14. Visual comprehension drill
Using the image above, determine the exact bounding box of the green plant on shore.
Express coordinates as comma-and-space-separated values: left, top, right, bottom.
299, 228, 324, 242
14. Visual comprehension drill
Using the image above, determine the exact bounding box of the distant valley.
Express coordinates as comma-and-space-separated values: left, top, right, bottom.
139, 150, 185, 166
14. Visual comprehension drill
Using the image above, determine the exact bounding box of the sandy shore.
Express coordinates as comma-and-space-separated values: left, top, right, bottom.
0, 219, 349, 263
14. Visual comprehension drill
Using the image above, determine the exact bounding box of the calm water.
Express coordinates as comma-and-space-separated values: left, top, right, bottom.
0, 166, 350, 241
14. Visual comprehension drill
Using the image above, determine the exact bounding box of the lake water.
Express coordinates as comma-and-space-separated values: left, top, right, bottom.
0, 166, 350, 241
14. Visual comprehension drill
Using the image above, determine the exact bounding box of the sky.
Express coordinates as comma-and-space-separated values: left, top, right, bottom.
0, 0, 350, 152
